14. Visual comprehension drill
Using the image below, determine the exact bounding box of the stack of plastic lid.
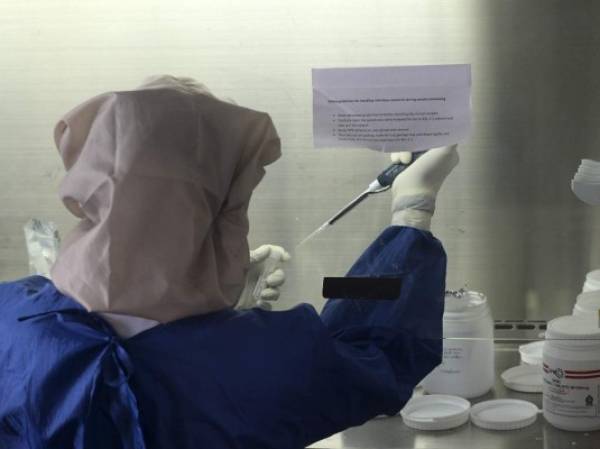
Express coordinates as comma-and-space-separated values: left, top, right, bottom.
499, 341, 545, 393
401, 395, 539, 431
573, 290, 600, 317
501, 365, 543, 393
572, 159, 600, 206
582, 270, 600, 293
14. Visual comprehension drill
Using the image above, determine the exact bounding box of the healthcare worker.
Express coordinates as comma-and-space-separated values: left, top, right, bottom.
0, 76, 458, 449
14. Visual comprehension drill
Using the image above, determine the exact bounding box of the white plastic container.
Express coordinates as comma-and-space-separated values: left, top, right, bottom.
543, 315, 600, 431
422, 290, 495, 399
573, 291, 600, 317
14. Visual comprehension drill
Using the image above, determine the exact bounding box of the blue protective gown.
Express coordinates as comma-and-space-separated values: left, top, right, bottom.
0, 226, 445, 449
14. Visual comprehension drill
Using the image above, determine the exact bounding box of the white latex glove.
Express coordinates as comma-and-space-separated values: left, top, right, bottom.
390, 145, 459, 230
236, 244, 291, 310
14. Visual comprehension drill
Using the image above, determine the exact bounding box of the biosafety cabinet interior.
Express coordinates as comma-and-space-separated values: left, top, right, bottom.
2, 1, 600, 448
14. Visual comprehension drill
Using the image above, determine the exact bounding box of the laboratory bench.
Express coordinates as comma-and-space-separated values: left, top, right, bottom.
309, 342, 600, 449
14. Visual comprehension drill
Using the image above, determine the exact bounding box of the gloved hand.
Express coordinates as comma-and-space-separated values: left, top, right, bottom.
390, 145, 459, 230
236, 245, 291, 310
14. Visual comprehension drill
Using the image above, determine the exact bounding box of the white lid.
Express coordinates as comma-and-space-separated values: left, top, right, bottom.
574, 291, 600, 316
583, 280, 600, 290
518, 341, 544, 366
586, 269, 600, 284
400, 395, 471, 431
501, 365, 543, 393
444, 290, 488, 320
572, 180, 600, 205
545, 315, 600, 341
470, 399, 539, 430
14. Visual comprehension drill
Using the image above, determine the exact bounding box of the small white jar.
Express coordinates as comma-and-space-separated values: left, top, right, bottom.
422, 290, 495, 399
543, 315, 600, 431
573, 291, 600, 317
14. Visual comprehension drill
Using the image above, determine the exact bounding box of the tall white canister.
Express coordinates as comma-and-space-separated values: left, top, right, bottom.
543, 315, 600, 431
422, 290, 495, 399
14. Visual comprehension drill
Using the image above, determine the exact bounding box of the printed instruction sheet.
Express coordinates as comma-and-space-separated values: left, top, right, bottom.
312, 64, 471, 152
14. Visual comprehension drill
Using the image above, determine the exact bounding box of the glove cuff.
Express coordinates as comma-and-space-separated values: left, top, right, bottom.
391, 195, 435, 231
391, 209, 433, 231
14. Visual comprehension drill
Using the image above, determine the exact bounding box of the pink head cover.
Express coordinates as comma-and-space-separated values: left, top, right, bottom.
51, 76, 281, 323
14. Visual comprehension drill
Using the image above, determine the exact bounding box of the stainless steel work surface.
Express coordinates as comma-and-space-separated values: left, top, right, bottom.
309, 344, 600, 449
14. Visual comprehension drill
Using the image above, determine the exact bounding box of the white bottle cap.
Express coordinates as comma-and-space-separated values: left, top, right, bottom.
573, 291, 600, 316
501, 365, 543, 393
470, 399, 539, 430
400, 395, 471, 431
546, 315, 600, 343
572, 180, 600, 206
518, 341, 544, 366
586, 269, 600, 284
583, 269, 600, 291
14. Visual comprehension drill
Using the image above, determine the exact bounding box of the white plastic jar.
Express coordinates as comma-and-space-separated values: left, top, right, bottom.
543, 315, 600, 431
573, 291, 600, 317
422, 290, 495, 398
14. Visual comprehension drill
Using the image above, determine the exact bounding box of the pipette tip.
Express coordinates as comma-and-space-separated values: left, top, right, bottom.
295, 222, 330, 250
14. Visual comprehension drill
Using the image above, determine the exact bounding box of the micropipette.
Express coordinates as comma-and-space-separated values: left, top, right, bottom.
297, 151, 426, 248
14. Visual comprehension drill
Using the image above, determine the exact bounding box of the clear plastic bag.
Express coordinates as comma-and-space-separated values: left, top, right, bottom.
23, 219, 61, 278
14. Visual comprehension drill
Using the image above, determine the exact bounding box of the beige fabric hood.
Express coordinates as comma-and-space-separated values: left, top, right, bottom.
50, 76, 281, 323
